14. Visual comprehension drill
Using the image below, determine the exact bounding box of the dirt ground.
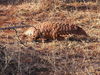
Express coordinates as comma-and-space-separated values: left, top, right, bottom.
0, 1, 100, 75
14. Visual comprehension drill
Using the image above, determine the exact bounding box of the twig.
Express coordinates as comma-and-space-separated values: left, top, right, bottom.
13, 29, 28, 47
0, 25, 32, 30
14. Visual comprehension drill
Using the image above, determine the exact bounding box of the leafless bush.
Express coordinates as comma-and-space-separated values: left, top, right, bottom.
0, 0, 96, 5
0, 0, 38, 5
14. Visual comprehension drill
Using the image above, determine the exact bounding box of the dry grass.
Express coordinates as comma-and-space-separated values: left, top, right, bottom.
0, 0, 100, 75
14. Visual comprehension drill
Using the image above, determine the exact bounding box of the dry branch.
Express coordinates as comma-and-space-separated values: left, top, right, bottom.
0, 25, 34, 30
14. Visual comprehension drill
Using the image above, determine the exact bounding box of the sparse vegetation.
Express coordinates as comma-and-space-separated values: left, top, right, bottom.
0, 0, 100, 75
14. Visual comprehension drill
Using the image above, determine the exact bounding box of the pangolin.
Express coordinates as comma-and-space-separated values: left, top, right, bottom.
22, 21, 88, 41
